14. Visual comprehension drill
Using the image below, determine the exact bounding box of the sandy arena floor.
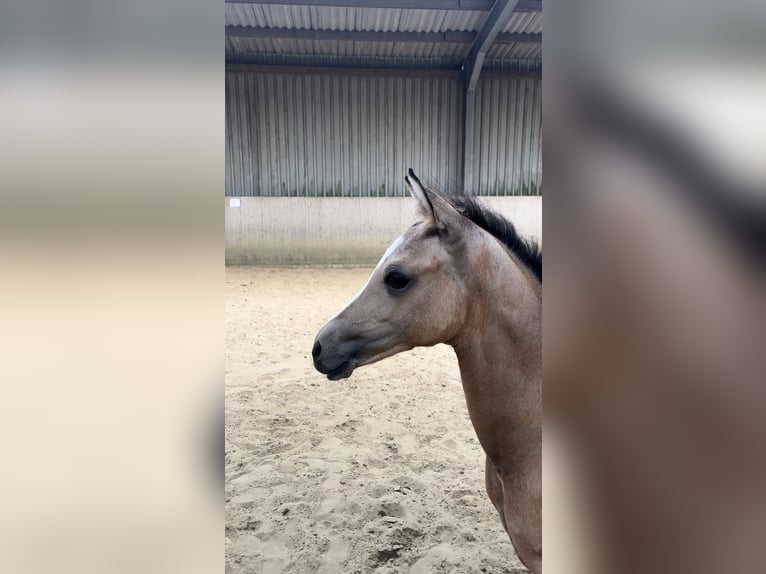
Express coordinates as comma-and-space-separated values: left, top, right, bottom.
225, 266, 526, 573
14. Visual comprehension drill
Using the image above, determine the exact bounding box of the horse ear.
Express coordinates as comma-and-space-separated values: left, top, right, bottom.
405, 169, 435, 221
405, 169, 462, 232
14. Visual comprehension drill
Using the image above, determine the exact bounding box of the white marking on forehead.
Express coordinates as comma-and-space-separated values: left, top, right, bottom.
334, 233, 405, 316
376, 234, 405, 269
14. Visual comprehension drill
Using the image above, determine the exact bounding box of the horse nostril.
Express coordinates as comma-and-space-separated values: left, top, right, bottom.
312, 340, 322, 361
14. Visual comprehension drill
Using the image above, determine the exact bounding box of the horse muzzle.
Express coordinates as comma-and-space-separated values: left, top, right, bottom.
311, 330, 358, 381
312, 317, 407, 380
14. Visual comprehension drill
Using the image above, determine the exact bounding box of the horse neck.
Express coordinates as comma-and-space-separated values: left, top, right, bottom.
450, 237, 542, 471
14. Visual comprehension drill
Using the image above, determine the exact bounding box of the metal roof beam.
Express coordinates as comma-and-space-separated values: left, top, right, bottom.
464, 0, 520, 92
225, 0, 493, 8
496, 32, 541, 43
227, 26, 473, 43
507, 0, 541, 11
462, 0, 520, 195
225, 62, 541, 77
225, 0, 542, 12
226, 26, 541, 44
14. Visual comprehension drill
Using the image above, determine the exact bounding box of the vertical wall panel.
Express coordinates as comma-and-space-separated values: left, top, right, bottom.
225, 71, 541, 197
472, 76, 542, 196
226, 71, 464, 197
225, 74, 233, 194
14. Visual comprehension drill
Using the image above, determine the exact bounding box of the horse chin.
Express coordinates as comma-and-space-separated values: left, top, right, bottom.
355, 343, 410, 370
326, 361, 355, 381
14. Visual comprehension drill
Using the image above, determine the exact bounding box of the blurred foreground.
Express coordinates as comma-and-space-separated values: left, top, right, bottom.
544, 1, 766, 572
0, 1, 222, 573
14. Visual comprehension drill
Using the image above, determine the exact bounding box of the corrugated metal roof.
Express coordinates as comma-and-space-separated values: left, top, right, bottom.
226, 5, 488, 33
225, 2, 541, 70
502, 11, 542, 34
487, 41, 542, 62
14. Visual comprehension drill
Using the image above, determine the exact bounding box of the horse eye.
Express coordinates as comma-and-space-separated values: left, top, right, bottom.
384, 270, 411, 291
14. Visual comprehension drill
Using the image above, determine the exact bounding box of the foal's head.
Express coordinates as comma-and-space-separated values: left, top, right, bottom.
311, 170, 479, 380
312, 169, 542, 380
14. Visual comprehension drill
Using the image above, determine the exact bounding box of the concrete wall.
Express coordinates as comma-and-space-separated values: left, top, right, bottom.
225, 196, 541, 265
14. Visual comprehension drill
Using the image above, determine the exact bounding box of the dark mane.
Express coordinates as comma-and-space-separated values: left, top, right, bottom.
448, 194, 542, 283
